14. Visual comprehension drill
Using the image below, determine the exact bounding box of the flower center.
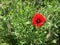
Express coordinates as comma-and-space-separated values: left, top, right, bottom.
36, 19, 41, 23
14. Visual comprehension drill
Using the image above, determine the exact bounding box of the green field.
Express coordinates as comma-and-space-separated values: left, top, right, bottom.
0, 0, 60, 45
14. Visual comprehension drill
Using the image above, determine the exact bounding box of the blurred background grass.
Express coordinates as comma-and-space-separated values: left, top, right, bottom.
0, 0, 60, 45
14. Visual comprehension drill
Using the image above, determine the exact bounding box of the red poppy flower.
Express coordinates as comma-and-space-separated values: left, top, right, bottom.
32, 13, 46, 28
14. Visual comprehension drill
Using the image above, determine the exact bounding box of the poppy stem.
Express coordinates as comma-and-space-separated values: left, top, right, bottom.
32, 26, 37, 32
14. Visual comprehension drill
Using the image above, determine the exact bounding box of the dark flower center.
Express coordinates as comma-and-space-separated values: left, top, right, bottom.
36, 19, 41, 23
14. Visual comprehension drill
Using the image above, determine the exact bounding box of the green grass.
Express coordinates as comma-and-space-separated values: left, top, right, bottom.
0, 0, 60, 45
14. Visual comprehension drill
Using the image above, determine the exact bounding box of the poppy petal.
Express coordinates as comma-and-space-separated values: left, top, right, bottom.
32, 13, 46, 28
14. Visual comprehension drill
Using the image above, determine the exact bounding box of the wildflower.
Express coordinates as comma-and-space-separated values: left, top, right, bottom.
32, 13, 46, 28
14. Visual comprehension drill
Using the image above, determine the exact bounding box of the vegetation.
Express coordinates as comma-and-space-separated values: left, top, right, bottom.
0, 0, 60, 45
